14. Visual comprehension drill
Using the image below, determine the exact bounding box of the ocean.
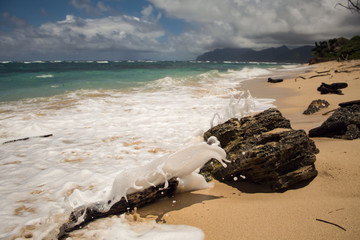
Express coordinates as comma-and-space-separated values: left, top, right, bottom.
0, 60, 304, 239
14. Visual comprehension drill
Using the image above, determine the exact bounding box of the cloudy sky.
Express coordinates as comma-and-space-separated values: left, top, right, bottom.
0, 0, 359, 61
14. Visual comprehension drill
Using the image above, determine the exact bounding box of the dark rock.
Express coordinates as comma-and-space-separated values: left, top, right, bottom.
317, 85, 343, 95
309, 105, 360, 140
268, 77, 283, 83
202, 108, 318, 191
317, 82, 348, 95
327, 82, 348, 89
303, 99, 330, 115
204, 108, 292, 147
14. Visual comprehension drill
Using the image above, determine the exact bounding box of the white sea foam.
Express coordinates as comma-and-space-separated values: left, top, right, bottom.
36, 74, 54, 78
0, 66, 279, 239
64, 215, 205, 240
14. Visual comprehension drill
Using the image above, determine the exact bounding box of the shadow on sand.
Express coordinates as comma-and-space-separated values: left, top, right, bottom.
225, 177, 316, 194
138, 191, 222, 222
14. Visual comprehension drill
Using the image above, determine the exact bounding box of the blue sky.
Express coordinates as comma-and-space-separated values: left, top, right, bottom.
0, 0, 359, 61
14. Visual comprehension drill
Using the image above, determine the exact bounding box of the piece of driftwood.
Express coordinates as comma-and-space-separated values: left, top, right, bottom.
316, 218, 346, 231
309, 73, 331, 79
3, 134, 53, 144
339, 100, 360, 107
295, 76, 306, 81
316, 70, 330, 74
58, 177, 179, 239
335, 70, 351, 73
322, 109, 336, 116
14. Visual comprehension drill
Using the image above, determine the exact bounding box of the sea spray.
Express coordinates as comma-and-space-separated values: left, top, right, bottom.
210, 90, 256, 127
103, 136, 227, 210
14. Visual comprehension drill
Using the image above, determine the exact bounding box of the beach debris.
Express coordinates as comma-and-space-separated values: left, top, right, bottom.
322, 109, 337, 116
315, 218, 346, 231
309, 104, 360, 140
58, 178, 179, 239
309, 73, 331, 79
201, 108, 319, 191
317, 82, 348, 95
316, 70, 331, 74
335, 69, 352, 73
303, 99, 330, 115
2, 134, 53, 144
267, 77, 283, 83
295, 76, 306, 81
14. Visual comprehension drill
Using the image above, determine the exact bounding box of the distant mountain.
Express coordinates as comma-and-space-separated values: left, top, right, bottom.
196, 45, 314, 63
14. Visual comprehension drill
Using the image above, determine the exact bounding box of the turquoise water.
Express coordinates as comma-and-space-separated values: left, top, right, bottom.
0, 61, 283, 102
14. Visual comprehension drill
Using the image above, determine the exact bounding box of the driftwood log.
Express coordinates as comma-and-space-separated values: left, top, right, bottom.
58, 178, 179, 239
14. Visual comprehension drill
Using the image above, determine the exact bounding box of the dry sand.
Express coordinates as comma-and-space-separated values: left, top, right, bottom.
139, 60, 360, 239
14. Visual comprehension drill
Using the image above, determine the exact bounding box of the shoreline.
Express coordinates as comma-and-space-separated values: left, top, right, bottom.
139, 60, 360, 239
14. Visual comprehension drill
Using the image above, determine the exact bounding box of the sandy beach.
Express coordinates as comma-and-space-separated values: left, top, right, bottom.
138, 60, 360, 239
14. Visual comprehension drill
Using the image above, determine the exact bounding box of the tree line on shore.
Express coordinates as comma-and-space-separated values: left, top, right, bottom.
310, 35, 360, 64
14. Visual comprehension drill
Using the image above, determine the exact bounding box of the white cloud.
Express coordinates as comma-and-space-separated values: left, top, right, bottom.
0, 14, 169, 60
150, 0, 360, 52
141, 5, 162, 22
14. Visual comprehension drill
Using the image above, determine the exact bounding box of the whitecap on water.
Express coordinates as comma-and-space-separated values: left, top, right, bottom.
36, 74, 54, 78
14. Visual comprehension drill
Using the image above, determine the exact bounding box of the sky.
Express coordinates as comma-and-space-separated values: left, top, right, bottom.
0, 0, 359, 61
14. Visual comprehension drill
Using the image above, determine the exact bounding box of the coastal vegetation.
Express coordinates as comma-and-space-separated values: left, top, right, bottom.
311, 35, 360, 63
